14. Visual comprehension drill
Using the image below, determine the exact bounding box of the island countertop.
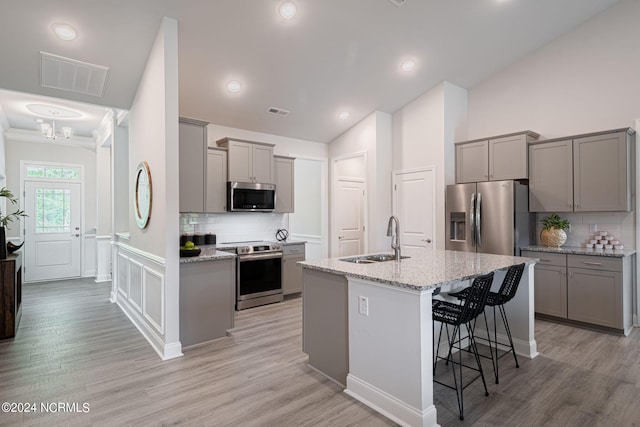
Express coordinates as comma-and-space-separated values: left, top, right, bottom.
299, 248, 536, 291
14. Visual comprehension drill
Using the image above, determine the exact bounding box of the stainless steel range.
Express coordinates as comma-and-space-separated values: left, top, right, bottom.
223, 241, 283, 310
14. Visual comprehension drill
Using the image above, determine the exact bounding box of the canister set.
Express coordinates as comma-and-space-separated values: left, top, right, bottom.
585, 231, 623, 250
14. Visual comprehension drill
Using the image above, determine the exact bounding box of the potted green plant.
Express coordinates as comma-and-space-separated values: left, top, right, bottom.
540, 213, 570, 248
0, 187, 27, 259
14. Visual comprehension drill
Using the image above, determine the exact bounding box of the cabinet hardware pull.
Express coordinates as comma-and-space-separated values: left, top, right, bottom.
583, 262, 602, 266
539, 258, 551, 262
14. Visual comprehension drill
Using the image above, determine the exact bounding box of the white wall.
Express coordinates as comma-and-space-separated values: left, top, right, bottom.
113, 124, 129, 234
467, 0, 640, 140
0, 107, 8, 217
114, 17, 181, 360
392, 82, 468, 249
329, 111, 393, 253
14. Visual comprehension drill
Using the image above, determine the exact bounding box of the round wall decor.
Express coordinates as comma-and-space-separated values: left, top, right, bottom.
134, 161, 152, 229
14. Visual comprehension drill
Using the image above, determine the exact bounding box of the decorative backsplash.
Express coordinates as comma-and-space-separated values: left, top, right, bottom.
180, 212, 288, 244
535, 211, 635, 250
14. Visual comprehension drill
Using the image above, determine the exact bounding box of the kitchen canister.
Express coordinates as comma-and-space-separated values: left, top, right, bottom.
205, 233, 217, 245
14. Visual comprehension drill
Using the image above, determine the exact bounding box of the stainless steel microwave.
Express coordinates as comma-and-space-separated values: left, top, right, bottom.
227, 182, 276, 212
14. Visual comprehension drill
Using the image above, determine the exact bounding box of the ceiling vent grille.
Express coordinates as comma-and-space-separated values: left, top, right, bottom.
40, 52, 109, 97
388, 0, 406, 6
267, 106, 290, 116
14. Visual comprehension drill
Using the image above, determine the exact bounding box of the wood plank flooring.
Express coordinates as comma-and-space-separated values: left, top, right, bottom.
1, 278, 640, 426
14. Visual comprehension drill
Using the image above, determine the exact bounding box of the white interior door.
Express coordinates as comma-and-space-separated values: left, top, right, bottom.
24, 181, 82, 282
335, 179, 365, 257
393, 168, 435, 249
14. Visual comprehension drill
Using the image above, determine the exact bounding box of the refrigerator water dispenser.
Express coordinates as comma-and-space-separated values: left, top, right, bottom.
450, 212, 466, 241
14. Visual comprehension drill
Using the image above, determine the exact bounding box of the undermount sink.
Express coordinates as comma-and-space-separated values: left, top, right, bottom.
340, 254, 410, 263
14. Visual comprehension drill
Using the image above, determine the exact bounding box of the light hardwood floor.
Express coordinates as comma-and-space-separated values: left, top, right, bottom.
1, 279, 640, 426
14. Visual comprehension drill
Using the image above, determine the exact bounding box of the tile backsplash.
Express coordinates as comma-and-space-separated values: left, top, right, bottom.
180, 212, 289, 244
535, 211, 636, 250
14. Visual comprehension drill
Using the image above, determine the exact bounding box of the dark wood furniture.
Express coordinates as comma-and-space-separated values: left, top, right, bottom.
1, 253, 22, 339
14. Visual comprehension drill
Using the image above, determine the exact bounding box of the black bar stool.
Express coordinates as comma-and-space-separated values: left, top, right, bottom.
449, 263, 525, 384
432, 272, 494, 421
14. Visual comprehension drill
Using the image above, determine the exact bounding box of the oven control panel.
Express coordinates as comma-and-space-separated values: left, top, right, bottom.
236, 242, 282, 255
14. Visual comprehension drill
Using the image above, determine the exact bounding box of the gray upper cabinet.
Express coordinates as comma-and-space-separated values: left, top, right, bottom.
529, 139, 574, 212
217, 138, 275, 184
529, 128, 634, 213
455, 131, 539, 183
274, 155, 295, 213
489, 134, 529, 181
206, 148, 227, 213
456, 140, 488, 183
573, 131, 630, 212
179, 117, 209, 212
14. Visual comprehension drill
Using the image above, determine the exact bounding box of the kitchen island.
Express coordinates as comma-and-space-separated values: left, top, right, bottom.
300, 248, 537, 427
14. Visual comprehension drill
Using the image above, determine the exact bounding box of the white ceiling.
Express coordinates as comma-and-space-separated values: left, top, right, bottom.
0, 0, 621, 143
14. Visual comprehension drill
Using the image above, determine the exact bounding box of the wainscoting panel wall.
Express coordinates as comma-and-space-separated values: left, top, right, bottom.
112, 241, 177, 360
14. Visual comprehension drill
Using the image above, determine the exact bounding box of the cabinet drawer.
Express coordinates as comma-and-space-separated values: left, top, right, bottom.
283, 244, 305, 257
567, 255, 621, 272
521, 251, 566, 267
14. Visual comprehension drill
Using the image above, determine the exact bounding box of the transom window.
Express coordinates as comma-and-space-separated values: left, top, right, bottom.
26, 166, 80, 180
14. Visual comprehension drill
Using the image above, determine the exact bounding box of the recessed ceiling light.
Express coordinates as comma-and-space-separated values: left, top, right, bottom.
401, 59, 416, 72
279, 1, 297, 19
338, 111, 349, 120
226, 80, 242, 93
53, 23, 77, 41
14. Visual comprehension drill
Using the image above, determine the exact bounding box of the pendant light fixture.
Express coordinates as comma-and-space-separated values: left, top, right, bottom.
36, 111, 72, 140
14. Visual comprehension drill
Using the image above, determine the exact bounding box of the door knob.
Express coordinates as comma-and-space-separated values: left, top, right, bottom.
338, 236, 344, 240
71, 234, 80, 237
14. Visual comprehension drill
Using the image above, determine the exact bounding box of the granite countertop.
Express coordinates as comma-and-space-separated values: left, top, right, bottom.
299, 248, 536, 291
521, 245, 636, 258
179, 245, 236, 263
279, 240, 306, 246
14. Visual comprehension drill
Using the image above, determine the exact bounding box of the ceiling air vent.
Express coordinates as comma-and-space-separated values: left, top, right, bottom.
40, 51, 110, 97
388, 0, 406, 6
267, 106, 290, 116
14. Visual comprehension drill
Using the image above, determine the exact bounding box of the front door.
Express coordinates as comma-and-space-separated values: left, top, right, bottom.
24, 180, 82, 282
393, 168, 435, 249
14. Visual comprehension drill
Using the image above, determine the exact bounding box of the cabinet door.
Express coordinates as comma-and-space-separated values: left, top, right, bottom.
283, 254, 305, 295
179, 120, 207, 212
456, 141, 488, 183
227, 141, 253, 182
252, 145, 274, 183
206, 149, 227, 213
528, 140, 573, 212
274, 157, 295, 213
533, 264, 567, 318
489, 134, 527, 181
568, 268, 621, 329
573, 131, 629, 212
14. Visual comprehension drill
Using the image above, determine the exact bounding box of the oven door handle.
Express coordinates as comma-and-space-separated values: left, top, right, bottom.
238, 252, 283, 262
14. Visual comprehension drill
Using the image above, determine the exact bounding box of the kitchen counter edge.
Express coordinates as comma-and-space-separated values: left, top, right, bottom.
179, 249, 236, 263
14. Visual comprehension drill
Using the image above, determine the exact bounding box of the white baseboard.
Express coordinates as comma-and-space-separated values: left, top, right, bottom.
116, 294, 183, 361
95, 273, 112, 283
345, 374, 439, 427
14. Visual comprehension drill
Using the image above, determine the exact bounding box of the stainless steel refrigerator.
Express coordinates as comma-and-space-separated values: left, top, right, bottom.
445, 180, 534, 256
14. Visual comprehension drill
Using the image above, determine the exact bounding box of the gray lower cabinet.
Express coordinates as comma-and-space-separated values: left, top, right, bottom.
523, 250, 633, 333
179, 258, 235, 347
302, 268, 348, 386
282, 243, 305, 295
528, 252, 567, 318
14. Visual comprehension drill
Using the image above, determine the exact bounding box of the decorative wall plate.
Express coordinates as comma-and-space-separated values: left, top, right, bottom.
134, 161, 152, 229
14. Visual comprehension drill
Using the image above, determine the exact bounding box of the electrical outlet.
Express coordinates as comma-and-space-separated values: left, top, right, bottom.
589, 224, 598, 233
358, 296, 369, 316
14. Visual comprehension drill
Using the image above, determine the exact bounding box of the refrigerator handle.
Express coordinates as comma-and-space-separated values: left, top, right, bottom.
476, 192, 482, 247
470, 192, 476, 247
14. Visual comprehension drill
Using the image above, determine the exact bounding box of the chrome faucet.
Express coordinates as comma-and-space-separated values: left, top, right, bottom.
386, 216, 401, 261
